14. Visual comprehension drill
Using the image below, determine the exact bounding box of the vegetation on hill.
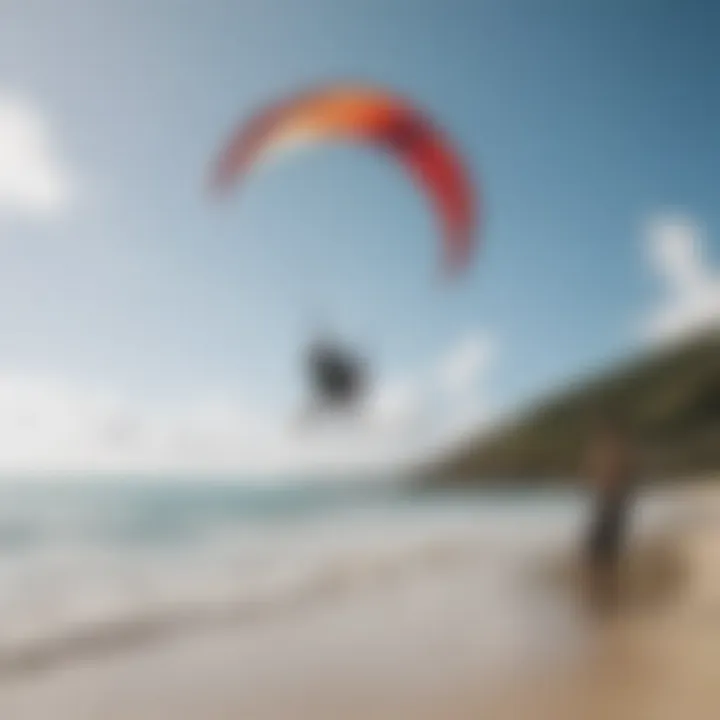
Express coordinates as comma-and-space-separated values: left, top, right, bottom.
432, 330, 720, 483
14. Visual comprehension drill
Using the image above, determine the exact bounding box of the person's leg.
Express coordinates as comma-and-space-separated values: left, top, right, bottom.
594, 562, 620, 612
582, 541, 622, 616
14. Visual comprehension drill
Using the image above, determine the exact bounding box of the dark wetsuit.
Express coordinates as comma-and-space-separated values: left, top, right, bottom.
586, 482, 633, 569
307, 343, 365, 407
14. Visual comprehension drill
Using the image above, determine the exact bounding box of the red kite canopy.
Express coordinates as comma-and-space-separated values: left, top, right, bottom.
210, 83, 477, 274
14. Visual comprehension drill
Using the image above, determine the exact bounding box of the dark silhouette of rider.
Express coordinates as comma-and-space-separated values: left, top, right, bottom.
583, 412, 638, 609
306, 336, 367, 410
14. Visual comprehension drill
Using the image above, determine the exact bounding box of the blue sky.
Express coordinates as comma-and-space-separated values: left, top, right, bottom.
0, 0, 718, 471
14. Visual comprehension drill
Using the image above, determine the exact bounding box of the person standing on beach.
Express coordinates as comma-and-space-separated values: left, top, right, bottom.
583, 414, 638, 608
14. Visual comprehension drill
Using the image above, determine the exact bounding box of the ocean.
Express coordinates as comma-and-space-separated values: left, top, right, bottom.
0, 478, 680, 677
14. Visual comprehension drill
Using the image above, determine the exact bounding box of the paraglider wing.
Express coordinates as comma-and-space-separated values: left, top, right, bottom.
210, 84, 476, 273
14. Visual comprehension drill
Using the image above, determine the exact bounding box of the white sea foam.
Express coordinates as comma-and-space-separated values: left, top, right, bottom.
0, 481, 681, 677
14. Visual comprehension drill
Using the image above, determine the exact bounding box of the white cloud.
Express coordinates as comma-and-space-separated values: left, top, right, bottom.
0, 333, 496, 476
437, 334, 494, 397
0, 93, 74, 216
363, 332, 495, 444
369, 379, 422, 432
0, 374, 291, 474
644, 213, 720, 344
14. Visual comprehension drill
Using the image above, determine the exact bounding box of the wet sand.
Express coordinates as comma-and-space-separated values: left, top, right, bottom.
489, 482, 720, 720
0, 482, 717, 720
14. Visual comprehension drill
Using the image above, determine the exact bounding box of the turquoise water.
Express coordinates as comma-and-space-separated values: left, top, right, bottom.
0, 479, 584, 548
0, 478, 672, 674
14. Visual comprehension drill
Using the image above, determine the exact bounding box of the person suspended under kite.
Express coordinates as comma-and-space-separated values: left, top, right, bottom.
305, 334, 368, 415
208, 81, 478, 418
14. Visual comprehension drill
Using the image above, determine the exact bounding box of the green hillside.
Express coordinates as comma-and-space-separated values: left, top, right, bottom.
432, 330, 720, 483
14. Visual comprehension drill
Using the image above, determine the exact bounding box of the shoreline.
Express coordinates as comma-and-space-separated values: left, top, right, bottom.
488, 490, 720, 719
0, 482, 716, 719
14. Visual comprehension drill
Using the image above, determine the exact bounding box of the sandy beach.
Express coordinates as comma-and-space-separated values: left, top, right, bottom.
0, 482, 717, 720
488, 482, 720, 720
